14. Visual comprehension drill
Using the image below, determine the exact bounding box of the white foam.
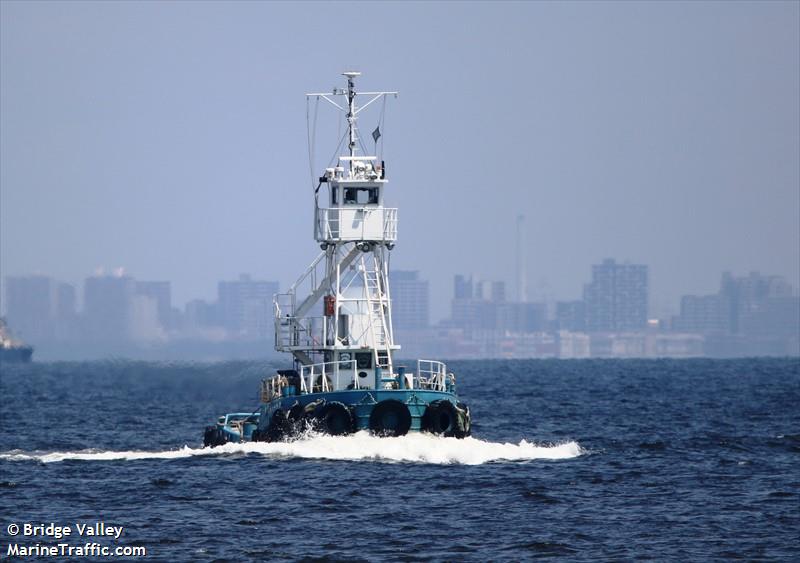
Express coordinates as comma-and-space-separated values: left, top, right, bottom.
0, 432, 583, 465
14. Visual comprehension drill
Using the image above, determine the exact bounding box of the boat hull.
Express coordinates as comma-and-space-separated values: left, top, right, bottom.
0, 346, 33, 364
259, 389, 469, 437
203, 389, 470, 446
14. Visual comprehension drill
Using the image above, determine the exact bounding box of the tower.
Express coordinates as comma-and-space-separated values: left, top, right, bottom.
516, 214, 527, 303
274, 73, 399, 390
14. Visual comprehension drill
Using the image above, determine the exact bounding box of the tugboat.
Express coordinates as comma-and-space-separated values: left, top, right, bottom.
0, 318, 33, 364
204, 71, 470, 446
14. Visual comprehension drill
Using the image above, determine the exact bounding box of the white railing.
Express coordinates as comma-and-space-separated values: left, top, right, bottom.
260, 375, 285, 402
275, 315, 327, 350
299, 359, 357, 393
260, 358, 455, 401
416, 359, 448, 391
316, 207, 398, 242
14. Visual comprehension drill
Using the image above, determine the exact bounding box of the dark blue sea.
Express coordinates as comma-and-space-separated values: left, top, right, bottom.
1, 358, 798, 561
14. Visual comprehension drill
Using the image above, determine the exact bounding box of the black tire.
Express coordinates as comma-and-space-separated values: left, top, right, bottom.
265, 409, 291, 442
203, 426, 216, 447
313, 402, 354, 436
456, 402, 471, 438
421, 400, 457, 436
369, 400, 411, 437
203, 426, 226, 448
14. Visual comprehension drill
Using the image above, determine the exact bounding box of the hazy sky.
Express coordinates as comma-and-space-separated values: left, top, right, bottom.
2, 1, 798, 321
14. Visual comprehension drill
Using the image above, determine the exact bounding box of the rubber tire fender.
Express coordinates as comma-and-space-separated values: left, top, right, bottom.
455, 402, 471, 438
421, 400, 458, 436
265, 409, 291, 442
313, 401, 354, 436
203, 426, 217, 447
369, 400, 412, 437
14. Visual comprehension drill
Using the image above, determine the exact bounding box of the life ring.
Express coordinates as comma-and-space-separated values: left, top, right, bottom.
313, 401, 354, 435
369, 400, 411, 437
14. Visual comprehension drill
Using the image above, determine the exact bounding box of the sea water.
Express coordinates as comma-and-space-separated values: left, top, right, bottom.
1, 358, 797, 560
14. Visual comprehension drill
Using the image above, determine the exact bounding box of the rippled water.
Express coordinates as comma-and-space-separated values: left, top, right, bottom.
1, 358, 798, 560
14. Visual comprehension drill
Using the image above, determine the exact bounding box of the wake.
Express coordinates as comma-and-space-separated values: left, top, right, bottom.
0, 432, 583, 465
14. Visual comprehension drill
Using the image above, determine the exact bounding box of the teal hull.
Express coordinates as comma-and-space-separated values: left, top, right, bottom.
260, 388, 465, 434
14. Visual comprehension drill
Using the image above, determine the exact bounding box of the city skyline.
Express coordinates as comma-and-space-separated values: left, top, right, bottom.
4, 259, 797, 360
1, 2, 798, 325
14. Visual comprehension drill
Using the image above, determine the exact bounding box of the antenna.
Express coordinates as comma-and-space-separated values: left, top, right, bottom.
307, 73, 399, 176
343, 71, 359, 170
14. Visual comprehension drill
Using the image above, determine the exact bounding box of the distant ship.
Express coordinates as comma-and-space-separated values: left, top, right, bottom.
203, 71, 470, 446
0, 318, 33, 363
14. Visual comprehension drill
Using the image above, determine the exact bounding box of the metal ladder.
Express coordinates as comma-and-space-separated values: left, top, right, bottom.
362, 255, 393, 374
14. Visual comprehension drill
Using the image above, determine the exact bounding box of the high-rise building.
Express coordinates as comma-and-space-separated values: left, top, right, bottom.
451, 275, 497, 331
217, 274, 279, 338
135, 281, 172, 330
389, 271, 429, 330
4, 276, 78, 343
719, 272, 797, 337
83, 274, 136, 341
556, 300, 586, 332
500, 301, 547, 333
584, 259, 648, 332
453, 275, 473, 300
54, 282, 77, 340
184, 299, 219, 329
4, 275, 55, 342
672, 295, 728, 333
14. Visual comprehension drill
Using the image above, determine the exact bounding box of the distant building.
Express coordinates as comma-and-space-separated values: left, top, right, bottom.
453, 274, 473, 300
184, 299, 219, 329
135, 281, 172, 330
4, 276, 78, 344
449, 274, 546, 336
450, 275, 500, 331
83, 274, 136, 341
54, 282, 77, 340
557, 331, 591, 359
5, 275, 56, 342
672, 294, 728, 333
217, 274, 279, 339
675, 272, 799, 340
389, 271, 429, 330
499, 301, 547, 333
128, 294, 164, 342
584, 259, 648, 332
555, 300, 586, 332
720, 271, 796, 337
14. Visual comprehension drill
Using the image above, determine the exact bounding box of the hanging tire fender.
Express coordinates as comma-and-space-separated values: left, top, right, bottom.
421, 400, 457, 436
369, 400, 412, 437
313, 401, 355, 435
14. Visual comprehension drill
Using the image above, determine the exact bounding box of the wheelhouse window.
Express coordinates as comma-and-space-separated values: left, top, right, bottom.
331, 187, 338, 205
355, 352, 372, 369
343, 187, 379, 205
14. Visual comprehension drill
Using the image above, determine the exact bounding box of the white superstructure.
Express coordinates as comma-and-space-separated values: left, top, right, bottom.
274, 72, 402, 390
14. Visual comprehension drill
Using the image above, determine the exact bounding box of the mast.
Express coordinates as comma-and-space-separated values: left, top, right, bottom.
343, 71, 359, 170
